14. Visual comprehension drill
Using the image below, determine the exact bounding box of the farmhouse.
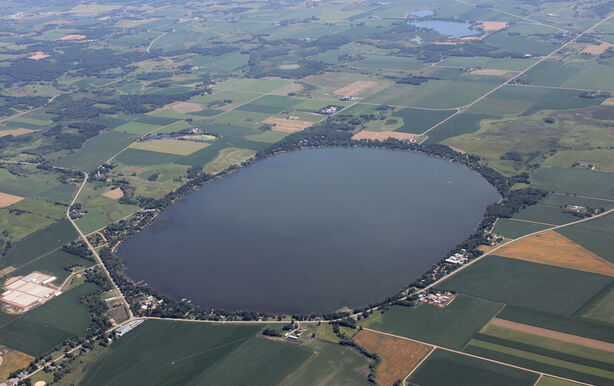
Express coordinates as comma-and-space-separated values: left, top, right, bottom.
445, 253, 468, 264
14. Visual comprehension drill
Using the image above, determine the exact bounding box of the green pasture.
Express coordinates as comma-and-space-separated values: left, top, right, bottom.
360, 295, 502, 350
441, 256, 612, 316
408, 349, 538, 386
11, 249, 93, 283
76, 184, 140, 234
113, 148, 182, 166
425, 113, 497, 143
213, 78, 290, 94
511, 203, 579, 226
33, 183, 77, 204
244, 131, 291, 143
545, 149, 614, 171
582, 286, 614, 324
237, 95, 301, 114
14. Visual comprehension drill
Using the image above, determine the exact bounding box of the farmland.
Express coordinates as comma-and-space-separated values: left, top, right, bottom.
0, 0, 612, 383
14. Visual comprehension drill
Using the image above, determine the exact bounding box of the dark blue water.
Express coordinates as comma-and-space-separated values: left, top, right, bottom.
412, 20, 479, 38
117, 148, 499, 314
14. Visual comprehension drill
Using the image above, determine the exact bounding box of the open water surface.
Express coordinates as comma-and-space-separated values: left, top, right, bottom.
117, 148, 500, 313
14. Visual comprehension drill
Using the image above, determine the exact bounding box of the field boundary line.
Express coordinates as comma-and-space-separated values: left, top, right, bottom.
417, 208, 614, 294
402, 345, 435, 386
364, 328, 592, 386
420, 12, 614, 137
508, 218, 557, 226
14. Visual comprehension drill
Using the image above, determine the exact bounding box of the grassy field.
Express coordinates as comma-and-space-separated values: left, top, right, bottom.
441, 256, 613, 316
359, 295, 502, 350
391, 108, 455, 134
113, 121, 159, 135
492, 219, 551, 239
11, 249, 94, 282
202, 147, 255, 174
0, 282, 98, 356
76, 183, 140, 234
408, 348, 538, 386
582, 286, 614, 324
0, 345, 34, 381
425, 113, 498, 143
80, 319, 369, 385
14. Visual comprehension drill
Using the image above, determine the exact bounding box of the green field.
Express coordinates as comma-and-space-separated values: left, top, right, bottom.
441, 256, 612, 316
80, 320, 368, 385
530, 166, 614, 200
1, 219, 78, 269
558, 212, 614, 263
391, 108, 455, 134
113, 121, 160, 135
492, 218, 551, 239
408, 349, 538, 386
53, 131, 139, 172
0, 282, 98, 356
360, 295, 502, 350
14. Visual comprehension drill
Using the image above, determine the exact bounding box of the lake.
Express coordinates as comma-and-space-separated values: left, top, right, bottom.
412, 20, 479, 38
116, 148, 500, 314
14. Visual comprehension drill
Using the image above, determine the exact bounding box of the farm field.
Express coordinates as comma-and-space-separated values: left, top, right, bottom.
80, 320, 369, 385
494, 230, 614, 276
0, 0, 612, 383
359, 295, 503, 350
407, 349, 538, 386
441, 256, 613, 316
354, 329, 432, 386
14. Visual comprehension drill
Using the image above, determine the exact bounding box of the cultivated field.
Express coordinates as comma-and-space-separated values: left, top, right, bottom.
354, 329, 432, 386
0, 192, 24, 208
495, 230, 614, 276
264, 117, 313, 133
101, 187, 124, 200
130, 139, 210, 155
334, 81, 376, 97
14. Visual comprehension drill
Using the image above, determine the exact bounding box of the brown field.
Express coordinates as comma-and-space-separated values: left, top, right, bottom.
101, 187, 124, 200
0, 345, 34, 380
334, 81, 376, 96
149, 101, 203, 114
355, 329, 432, 386
57, 34, 86, 41
130, 138, 210, 155
490, 318, 614, 352
0, 128, 37, 137
602, 97, 614, 106
582, 43, 611, 55
480, 21, 508, 31
352, 130, 419, 141
264, 117, 313, 133
0, 192, 24, 208
433, 42, 458, 45
28, 51, 50, 60
0, 267, 15, 277
471, 69, 510, 76
495, 230, 614, 276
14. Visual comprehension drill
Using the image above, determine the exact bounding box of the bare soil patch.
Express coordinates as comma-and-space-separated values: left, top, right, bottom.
28, 51, 50, 60
491, 318, 614, 352
582, 43, 611, 55
334, 81, 376, 97
0, 192, 24, 208
480, 21, 508, 31
0, 128, 37, 137
0, 267, 15, 277
57, 34, 86, 41
101, 187, 124, 200
264, 117, 313, 133
601, 98, 614, 106
495, 230, 614, 276
471, 69, 510, 76
352, 130, 419, 142
355, 329, 432, 386
149, 101, 203, 115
